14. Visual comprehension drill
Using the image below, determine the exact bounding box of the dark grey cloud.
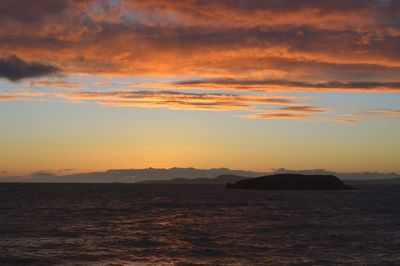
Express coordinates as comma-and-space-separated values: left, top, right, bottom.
174, 78, 400, 91
182, 0, 381, 11
0, 55, 60, 81
0, 0, 69, 23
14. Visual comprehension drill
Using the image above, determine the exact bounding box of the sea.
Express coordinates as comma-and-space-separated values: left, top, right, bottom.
0, 183, 399, 265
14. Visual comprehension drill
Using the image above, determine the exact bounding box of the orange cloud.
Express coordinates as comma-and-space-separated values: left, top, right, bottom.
0, 95, 29, 101
334, 118, 359, 123
0, 0, 400, 86
336, 108, 400, 122
242, 113, 309, 120
0, 88, 301, 112
371, 108, 400, 117
241, 105, 327, 120
97, 100, 249, 111
173, 79, 400, 92
0, 0, 399, 125
61, 90, 299, 111
0, 95, 47, 102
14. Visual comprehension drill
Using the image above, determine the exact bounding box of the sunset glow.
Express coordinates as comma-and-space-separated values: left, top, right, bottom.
1, 0, 400, 176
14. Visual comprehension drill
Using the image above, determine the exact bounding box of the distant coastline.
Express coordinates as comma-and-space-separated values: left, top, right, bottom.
1, 167, 399, 184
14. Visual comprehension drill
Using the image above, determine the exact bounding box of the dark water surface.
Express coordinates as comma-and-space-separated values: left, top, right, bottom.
1, 183, 400, 265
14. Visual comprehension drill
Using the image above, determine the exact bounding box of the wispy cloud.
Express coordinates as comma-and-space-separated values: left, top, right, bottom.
174, 78, 400, 92
371, 108, 400, 117
334, 118, 359, 123
0, 88, 301, 112
25, 80, 80, 90
0, 95, 47, 102
243, 113, 310, 120
61, 90, 301, 112
241, 105, 327, 120
3, 86, 400, 122
336, 108, 400, 122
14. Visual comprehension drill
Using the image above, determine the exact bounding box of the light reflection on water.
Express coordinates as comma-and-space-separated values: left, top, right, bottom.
0, 183, 400, 265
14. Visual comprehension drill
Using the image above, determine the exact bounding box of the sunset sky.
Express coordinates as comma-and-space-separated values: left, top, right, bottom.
1, 0, 400, 176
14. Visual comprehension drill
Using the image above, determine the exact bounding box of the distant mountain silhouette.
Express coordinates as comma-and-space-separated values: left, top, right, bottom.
142, 174, 246, 184
0, 167, 399, 183
226, 174, 354, 190
0, 168, 262, 183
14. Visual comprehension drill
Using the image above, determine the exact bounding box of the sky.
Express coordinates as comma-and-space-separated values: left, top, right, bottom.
0, 0, 399, 176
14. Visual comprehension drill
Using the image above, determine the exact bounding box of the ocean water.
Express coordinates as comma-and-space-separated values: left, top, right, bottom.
0, 184, 400, 265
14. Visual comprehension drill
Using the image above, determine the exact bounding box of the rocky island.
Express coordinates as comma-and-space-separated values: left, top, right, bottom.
226, 174, 354, 190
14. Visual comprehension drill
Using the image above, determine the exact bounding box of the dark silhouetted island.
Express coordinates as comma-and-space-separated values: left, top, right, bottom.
226, 174, 354, 190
